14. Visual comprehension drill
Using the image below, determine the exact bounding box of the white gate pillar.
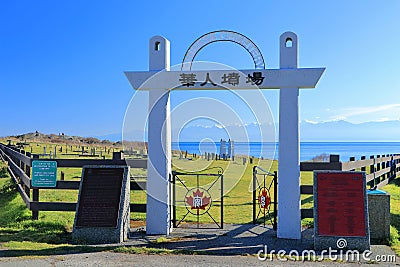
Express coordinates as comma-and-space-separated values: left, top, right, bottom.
278, 32, 301, 239
146, 36, 172, 235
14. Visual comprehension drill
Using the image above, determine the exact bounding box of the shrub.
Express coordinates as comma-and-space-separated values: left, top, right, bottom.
0, 163, 8, 179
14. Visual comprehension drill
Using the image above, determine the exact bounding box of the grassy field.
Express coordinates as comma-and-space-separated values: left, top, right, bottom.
381, 180, 400, 254
17, 141, 120, 160
0, 140, 399, 256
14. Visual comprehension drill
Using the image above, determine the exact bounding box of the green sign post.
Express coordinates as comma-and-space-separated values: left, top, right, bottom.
32, 161, 57, 187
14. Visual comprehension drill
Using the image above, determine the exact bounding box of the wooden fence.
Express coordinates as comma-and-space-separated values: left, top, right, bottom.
300, 154, 400, 219
1, 142, 400, 222
0, 143, 147, 220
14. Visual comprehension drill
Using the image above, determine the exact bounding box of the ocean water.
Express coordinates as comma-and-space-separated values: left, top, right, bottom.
172, 142, 400, 162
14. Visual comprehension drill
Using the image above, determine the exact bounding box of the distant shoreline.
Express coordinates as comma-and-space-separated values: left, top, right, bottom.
172, 141, 400, 162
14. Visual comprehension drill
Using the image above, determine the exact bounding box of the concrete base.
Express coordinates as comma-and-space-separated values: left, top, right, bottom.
314, 236, 370, 252
313, 171, 370, 252
368, 191, 390, 244
73, 225, 130, 244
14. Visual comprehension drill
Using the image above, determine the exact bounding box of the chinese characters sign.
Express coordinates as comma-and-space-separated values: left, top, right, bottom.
316, 172, 367, 237
125, 68, 325, 90
179, 71, 265, 87
31, 161, 57, 187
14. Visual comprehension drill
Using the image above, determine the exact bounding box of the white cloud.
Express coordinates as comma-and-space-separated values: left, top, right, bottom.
375, 117, 391, 122
304, 119, 319, 124
326, 104, 400, 123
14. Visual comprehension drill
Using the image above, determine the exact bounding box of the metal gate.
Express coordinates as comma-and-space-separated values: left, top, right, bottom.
172, 167, 223, 229
252, 166, 277, 229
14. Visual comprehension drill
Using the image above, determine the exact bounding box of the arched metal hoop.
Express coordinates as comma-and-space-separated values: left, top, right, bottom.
181, 30, 265, 71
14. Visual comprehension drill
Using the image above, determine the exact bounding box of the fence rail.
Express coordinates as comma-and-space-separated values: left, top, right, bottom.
1, 143, 399, 223
0, 143, 147, 219
300, 153, 400, 219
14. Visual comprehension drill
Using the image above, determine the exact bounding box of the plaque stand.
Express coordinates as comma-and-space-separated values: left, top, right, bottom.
72, 165, 130, 244
314, 171, 370, 251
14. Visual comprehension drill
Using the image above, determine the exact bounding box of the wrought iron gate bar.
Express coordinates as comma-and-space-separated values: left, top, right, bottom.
175, 176, 190, 191
172, 167, 223, 229
173, 173, 221, 176
252, 166, 277, 230
254, 166, 275, 176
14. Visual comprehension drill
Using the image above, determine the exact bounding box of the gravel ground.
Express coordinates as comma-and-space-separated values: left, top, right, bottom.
0, 252, 399, 267
1, 224, 399, 266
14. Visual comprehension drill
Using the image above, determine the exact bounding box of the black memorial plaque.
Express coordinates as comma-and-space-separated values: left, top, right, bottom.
75, 167, 124, 228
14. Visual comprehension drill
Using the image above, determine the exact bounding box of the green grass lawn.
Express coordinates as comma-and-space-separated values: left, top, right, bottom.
0, 152, 313, 253
1, 141, 400, 256
0, 163, 73, 246
382, 180, 400, 254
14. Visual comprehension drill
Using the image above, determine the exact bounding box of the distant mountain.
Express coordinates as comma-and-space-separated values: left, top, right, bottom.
172, 120, 400, 142
10, 120, 399, 144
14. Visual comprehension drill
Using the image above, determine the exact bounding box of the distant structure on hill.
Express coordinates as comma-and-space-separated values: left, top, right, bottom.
219, 139, 234, 160
2, 132, 127, 147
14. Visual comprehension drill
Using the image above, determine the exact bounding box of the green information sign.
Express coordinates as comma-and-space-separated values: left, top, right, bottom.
32, 161, 57, 187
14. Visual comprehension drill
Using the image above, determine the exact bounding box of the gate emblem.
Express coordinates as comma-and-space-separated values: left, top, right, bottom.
172, 168, 223, 229
258, 188, 271, 210
185, 188, 212, 215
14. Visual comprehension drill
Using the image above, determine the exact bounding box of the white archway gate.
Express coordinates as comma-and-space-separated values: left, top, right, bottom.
125, 31, 325, 239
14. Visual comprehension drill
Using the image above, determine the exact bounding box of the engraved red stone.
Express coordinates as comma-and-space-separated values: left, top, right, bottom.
317, 172, 366, 236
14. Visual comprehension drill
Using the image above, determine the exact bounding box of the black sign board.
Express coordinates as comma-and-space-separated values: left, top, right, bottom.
75, 167, 124, 228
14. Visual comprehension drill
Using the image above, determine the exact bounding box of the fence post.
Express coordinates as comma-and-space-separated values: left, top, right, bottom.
390, 155, 395, 180
386, 154, 390, 179
360, 156, 366, 172
32, 154, 40, 220
382, 154, 385, 168
370, 156, 375, 188
360, 155, 366, 185
21, 150, 27, 192
329, 154, 340, 162
382, 154, 386, 180
24, 152, 31, 198
350, 156, 355, 171
20, 150, 26, 172
397, 156, 400, 173
376, 155, 381, 185
16, 148, 22, 169
112, 151, 124, 161
382, 155, 387, 180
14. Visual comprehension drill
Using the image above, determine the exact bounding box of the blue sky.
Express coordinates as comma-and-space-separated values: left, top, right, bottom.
1, 1, 399, 139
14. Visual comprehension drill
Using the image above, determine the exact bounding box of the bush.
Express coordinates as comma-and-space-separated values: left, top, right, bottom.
312, 153, 330, 162
390, 226, 400, 245
0, 177, 15, 194
0, 163, 8, 178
